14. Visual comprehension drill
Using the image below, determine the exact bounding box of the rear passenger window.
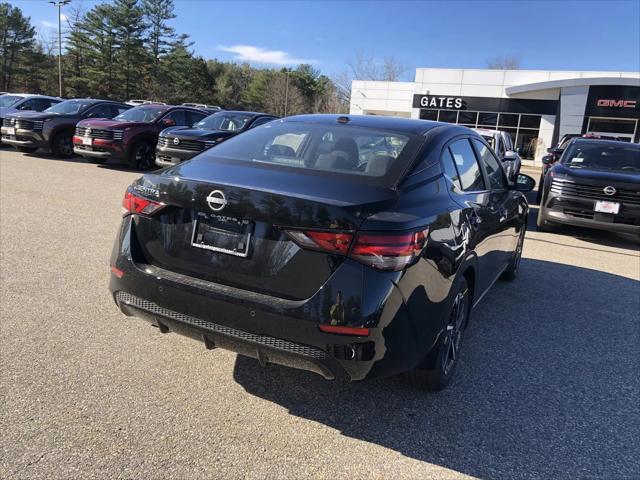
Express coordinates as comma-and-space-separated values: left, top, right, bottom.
163, 110, 189, 126
472, 139, 506, 189
441, 149, 462, 190
448, 139, 486, 191
189, 112, 207, 125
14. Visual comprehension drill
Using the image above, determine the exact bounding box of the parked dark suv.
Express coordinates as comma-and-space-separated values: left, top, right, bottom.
1, 99, 130, 156
110, 114, 535, 391
74, 104, 208, 169
537, 138, 640, 234
155, 111, 278, 167
0, 94, 61, 146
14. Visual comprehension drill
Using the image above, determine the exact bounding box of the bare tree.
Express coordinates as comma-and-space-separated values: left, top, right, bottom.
486, 55, 521, 70
334, 51, 406, 110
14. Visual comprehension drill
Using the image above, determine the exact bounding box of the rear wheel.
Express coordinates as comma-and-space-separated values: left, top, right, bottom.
501, 223, 526, 281
404, 276, 470, 392
16, 146, 38, 153
51, 131, 74, 158
128, 140, 155, 170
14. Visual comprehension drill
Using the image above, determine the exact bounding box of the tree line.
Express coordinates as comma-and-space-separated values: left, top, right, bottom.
0, 0, 345, 115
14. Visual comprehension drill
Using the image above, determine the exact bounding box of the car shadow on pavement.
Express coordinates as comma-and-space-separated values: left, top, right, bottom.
232, 259, 640, 479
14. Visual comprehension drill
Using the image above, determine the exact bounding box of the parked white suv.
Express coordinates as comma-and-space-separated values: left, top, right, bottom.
473, 128, 521, 181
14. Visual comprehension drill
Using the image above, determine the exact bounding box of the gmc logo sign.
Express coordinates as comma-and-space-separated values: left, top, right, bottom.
596, 99, 637, 108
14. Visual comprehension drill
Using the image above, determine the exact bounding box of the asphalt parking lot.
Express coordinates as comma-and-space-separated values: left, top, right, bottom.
1, 149, 639, 479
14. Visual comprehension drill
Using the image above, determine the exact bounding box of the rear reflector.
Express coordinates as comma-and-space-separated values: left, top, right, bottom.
285, 227, 429, 271
110, 266, 124, 278
319, 324, 369, 336
122, 188, 165, 216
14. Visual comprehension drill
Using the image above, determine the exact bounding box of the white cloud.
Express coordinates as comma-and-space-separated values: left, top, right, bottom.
40, 14, 66, 28
218, 45, 317, 65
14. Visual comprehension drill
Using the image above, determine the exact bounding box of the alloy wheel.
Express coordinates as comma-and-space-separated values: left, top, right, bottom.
59, 135, 73, 157
442, 289, 468, 376
135, 143, 154, 169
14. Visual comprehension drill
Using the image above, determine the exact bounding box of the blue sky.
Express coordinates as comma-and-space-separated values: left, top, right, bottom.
13, 0, 640, 78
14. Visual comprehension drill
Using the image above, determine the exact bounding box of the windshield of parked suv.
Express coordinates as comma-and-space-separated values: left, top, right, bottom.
0, 95, 24, 108
195, 112, 253, 131
114, 106, 165, 122
45, 100, 93, 114
198, 120, 421, 185
562, 142, 640, 172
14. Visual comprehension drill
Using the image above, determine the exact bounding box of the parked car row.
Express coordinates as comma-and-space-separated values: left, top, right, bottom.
0, 94, 278, 170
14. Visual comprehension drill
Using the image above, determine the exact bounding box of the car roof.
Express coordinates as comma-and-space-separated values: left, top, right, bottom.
210, 110, 274, 117
473, 128, 501, 136
569, 138, 640, 148
3, 93, 61, 100
284, 114, 450, 135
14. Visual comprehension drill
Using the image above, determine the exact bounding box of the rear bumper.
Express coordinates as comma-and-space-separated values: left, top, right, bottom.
155, 145, 200, 167
108, 217, 429, 382
116, 291, 345, 380
543, 192, 640, 234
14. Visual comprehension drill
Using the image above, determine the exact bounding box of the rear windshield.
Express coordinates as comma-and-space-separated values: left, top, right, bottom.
198, 120, 422, 185
44, 100, 92, 114
115, 106, 165, 122
562, 142, 640, 173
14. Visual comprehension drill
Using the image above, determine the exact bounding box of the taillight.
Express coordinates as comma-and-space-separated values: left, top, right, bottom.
284, 230, 354, 254
284, 227, 428, 271
350, 229, 429, 271
121, 189, 165, 216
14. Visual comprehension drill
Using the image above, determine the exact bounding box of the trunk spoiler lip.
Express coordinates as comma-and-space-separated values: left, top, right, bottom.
142, 175, 401, 209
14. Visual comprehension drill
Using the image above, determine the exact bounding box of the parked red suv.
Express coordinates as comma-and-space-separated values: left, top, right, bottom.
73, 104, 208, 169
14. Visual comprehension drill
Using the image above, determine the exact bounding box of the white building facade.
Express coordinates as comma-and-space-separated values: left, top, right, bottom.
350, 68, 640, 164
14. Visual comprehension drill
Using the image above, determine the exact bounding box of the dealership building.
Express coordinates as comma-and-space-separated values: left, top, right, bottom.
349, 68, 640, 164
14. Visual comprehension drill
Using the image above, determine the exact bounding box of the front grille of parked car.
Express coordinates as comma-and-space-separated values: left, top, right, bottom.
115, 291, 328, 360
158, 136, 204, 152
551, 178, 640, 206
75, 127, 118, 140
4, 118, 44, 130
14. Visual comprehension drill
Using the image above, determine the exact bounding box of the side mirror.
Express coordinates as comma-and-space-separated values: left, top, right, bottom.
514, 174, 536, 192
541, 155, 554, 165
552, 148, 564, 156
503, 150, 518, 161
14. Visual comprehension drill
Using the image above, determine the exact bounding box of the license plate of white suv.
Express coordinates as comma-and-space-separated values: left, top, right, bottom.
595, 200, 620, 214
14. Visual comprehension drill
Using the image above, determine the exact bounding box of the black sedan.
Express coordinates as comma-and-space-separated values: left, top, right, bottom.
110, 115, 534, 391
537, 138, 640, 234
155, 111, 278, 167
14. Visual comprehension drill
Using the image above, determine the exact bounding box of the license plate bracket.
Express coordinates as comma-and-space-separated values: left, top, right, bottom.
191, 213, 253, 257
594, 200, 620, 215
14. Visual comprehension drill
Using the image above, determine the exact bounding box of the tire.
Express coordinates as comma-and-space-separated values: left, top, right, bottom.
501, 222, 526, 281
128, 140, 155, 170
51, 131, 74, 158
535, 174, 544, 204
16, 146, 38, 153
404, 276, 470, 392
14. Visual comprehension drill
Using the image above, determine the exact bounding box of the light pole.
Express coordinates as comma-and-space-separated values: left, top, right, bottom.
284, 69, 290, 117
49, 0, 70, 97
